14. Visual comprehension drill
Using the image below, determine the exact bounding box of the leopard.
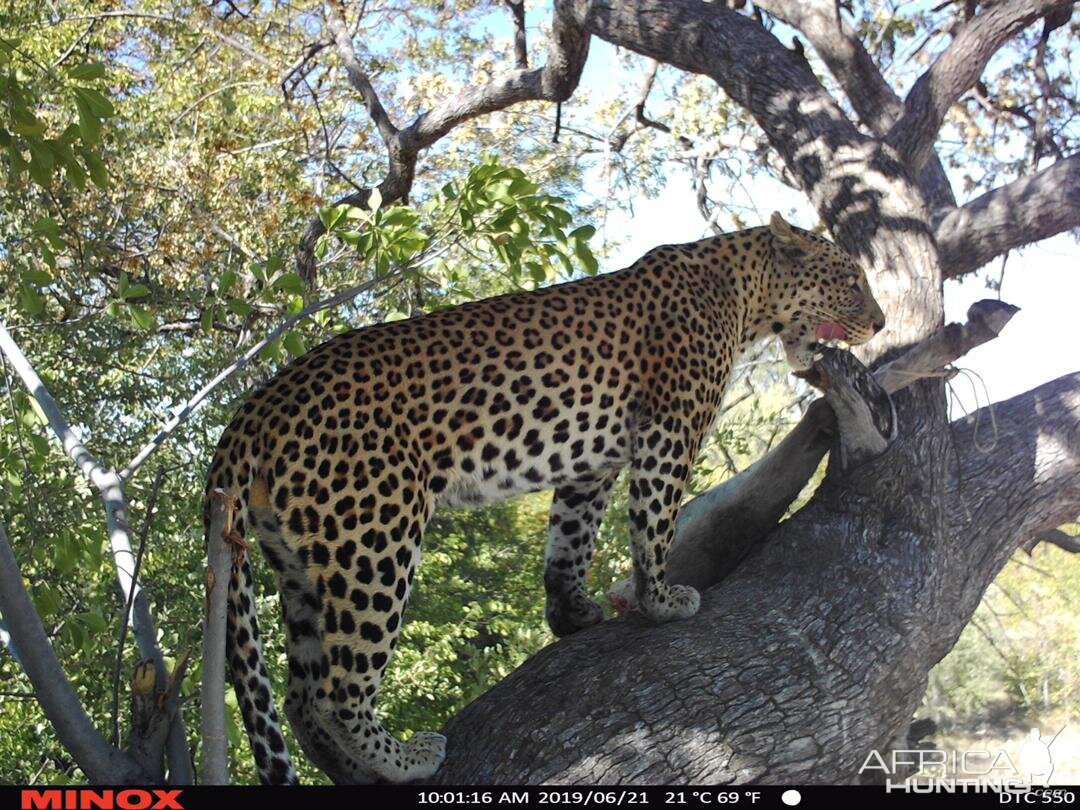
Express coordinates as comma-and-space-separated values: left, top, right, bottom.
204, 212, 886, 785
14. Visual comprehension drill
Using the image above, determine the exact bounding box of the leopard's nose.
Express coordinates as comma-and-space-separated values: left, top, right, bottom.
873, 320, 885, 334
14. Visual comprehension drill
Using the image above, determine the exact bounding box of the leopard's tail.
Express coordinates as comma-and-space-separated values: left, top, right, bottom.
205, 470, 299, 785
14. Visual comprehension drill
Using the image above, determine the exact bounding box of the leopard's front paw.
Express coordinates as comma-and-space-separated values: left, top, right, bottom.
640, 583, 700, 623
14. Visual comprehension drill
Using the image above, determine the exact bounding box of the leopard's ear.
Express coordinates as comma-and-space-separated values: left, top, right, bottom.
769, 212, 822, 260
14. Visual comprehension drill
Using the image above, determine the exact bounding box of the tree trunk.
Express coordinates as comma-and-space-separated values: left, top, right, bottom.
429, 372, 1080, 784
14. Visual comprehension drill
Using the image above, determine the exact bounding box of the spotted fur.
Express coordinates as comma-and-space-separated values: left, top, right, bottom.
204, 213, 885, 784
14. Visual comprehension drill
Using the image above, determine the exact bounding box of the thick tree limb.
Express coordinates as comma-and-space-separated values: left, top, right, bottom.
324, 3, 399, 143
129, 656, 190, 782
564, 0, 944, 355
884, 0, 1075, 173
0, 322, 192, 784
935, 153, 1080, 278
0, 523, 152, 783
943, 371, 1080, 639
753, 0, 957, 215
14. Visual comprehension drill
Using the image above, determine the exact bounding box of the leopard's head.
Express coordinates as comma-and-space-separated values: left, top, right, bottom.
765, 212, 886, 371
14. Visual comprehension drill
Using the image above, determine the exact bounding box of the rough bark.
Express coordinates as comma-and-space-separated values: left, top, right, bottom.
430, 371, 1080, 784
935, 153, 1080, 278
661, 299, 1018, 595
753, 0, 957, 216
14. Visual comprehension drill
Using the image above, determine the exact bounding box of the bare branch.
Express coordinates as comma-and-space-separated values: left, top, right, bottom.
0, 522, 151, 783
201, 493, 233, 785
505, 0, 528, 69
323, 2, 399, 143
885, 0, 1074, 172
1023, 528, 1080, 555
935, 153, 1080, 278
873, 299, 1020, 392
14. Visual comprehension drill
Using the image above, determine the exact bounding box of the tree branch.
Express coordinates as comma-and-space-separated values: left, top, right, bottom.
296, 0, 590, 282
644, 299, 1019, 596
884, 0, 1074, 173
201, 493, 233, 785
0, 523, 151, 783
1023, 528, 1080, 555
566, 0, 945, 352
323, 2, 399, 143
505, 0, 528, 69
0, 322, 192, 784
935, 153, 1080, 278
430, 367, 1079, 785
943, 370, 1080, 628
753, 0, 957, 215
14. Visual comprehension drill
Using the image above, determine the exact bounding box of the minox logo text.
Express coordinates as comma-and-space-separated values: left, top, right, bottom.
20, 791, 184, 810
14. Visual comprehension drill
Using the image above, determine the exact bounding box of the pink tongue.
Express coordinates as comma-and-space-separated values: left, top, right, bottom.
815, 321, 848, 341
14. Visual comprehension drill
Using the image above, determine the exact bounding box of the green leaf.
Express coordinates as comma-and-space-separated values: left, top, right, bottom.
283, 331, 306, 357
227, 298, 253, 317
77, 610, 108, 633
72, 86, 114, 117
219, 269, 237, 294
65, 154, 87, 189
129, 305, 156, 330
271, 272, 304, 296
11, 113, 45, 137
368, 187, 382, 212
73, 95, 101, 145
18, 283, 44, 315
318, 204, 348, 231
258, 336, 282, 363
569, 225, 596, 242
28, 433, 50, 457
23, 269, 53, 285
66, 62, 106, 80
83, 152, 109, 189
32, 215, 63, 245
126, 284, 150, 299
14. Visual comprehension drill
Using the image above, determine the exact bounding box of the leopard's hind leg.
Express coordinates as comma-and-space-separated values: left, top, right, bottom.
247, 479, 368, 783
544, 471, 619, 637
277, 470, 445, 783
